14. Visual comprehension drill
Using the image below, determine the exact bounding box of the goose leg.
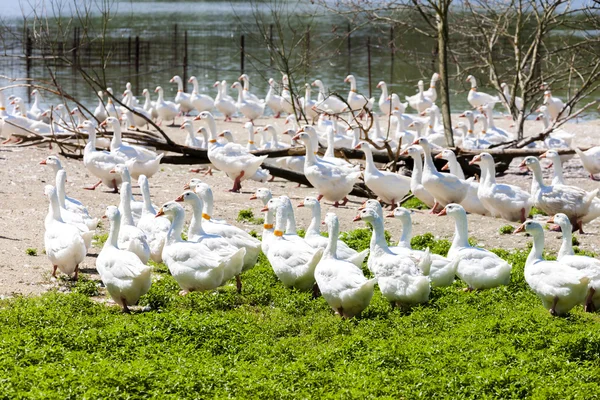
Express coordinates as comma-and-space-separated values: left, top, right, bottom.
584, 288, 596, 312
590, 174, 600, 181
229, 171, 245, 192
333, 201, 340, 208
121, 298, 131, 314
550, 296, 559, 316
179, 290, 189, 296
312, 282, 321, 299
84, 180, 103, 191
577, 220, 585, 235
339, 197, 349, 206
520, 208, 526, 223
429, 202, 439, 215
274, 112, 281, 118
317, 194, 324, 201
52, 265, 58, 277
236, 275, 242, 294
203, 167, 213, 176
73, 265, 79, 281
112, 179, 119, 193
268, 175, 275, 182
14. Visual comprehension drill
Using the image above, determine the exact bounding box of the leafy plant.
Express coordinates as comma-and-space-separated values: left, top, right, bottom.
529, 207, 547, 217
93, 233, 108, 247
237, 209, 263, 225
499, 225, 515, 235
73, 276, 100, 297
401, 196, 429, 210
25, 248, 37, 256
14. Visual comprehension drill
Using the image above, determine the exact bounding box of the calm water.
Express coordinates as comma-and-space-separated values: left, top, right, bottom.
0, 0, 596, 119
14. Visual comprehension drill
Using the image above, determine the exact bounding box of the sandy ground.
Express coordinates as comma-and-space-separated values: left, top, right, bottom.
1, 113, 599, 297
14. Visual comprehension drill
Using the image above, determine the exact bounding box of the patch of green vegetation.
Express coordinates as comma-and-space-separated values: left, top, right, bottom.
574, 247, 597, 257
181, 232, 188, 241
148, 260, 170, 274
572, 236, 580, 246
499, 225, 515, 235
25, 248, 37, 256
73, 276, 100, 297
339, 227, 391, 252
2, 230, 600, 398
248, 230, 260, 239
411, 233, 451, 257
296, 229, 306, 238
529, 207, 547, 217
236, 209, 263, 225
401, 196, 429, 210
93, 233, 108, 247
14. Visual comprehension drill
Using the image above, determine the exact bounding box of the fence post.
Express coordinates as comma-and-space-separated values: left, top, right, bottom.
127, 36, 132, 69
347, 23, 351, 75
72, 27, 78, 67
390, 25, 395, 84
367, 36, 372, 98
173, 24, 178, 64
183, 30, 188, 92
240, 34, 245, 74
305, 26, 310, 77
269, 24, 274, 67
135, 36, 140, 74
26, 28, 32, 103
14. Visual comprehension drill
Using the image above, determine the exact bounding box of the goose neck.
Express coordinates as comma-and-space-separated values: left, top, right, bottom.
363, 146, 376, 173
107, 212, 121, 248
188, 196, 207, 237
379, 84, 388, 100
451, 213, 470, 249
421, 147, 436, 172
398, 217, 412, 247
274, 207, 287, 238
119, 184, 135, 226
529, 162, 547, 191
205, 115, 218, 141
284, 203, 297, 235
191, 79, 199, 93
482, 160, 496, 186
324, 220, 339, 259
48, 190, 63, 222
157, 89, 164, 102
200, 189, 214, 217
306, 205, 321, 236
166, 210, 185, 244
111, 123, 123, 149
558, 227, 574, 258
55, 170, 67, 209
370, 216, 390, 253
526, 230, 545, 266
410, 154, 424, 184
175, 79, 184, 92
140, 178, 156, 215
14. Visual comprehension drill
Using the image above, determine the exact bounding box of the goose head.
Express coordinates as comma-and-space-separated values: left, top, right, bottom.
284, 114, 297, 125
513, 219, 541, 236
39, 155, 62, 170
518, 156, 541, 171
546, 213, 571, 232
155, 200, 183, 220
194, 111, 214, 122
142, 88, 150, 96
244, 121, 254, 130
500, 82, 508, 90
78, 120, 95, 133
250, 187, 272, 203
218, 130, 234, 142
417, 80, 424, 91
353, 206, 379, 223
468, 152, 493, 166
387, 206, 411, 221
399, 144, 423, 159
539, 150, 560, 168
154, 86, 164, 95
169, 75, 182, 84
180, 120, 193, 131
231, 81, 243, 91
239, 74, 250, 83
323, 212, 338, 227
354, 141, 371, 152
104, 205, 120, 222
458, 110, 475, 123
109, 163, 129, 176
282, 74, 289, 85
344, 75, 355, 84
298, 196, 320, 209
435, 148, 455, 162
188, 76, 197, 84
174, 190, 200, 205
291, 131, 310, 147
183, 178, 203, 191
376, 81, 385, 90
420, 107, 433, 117
466, 75, 476, 85
31, 89, 39, 96
411, 137, 432, 152
260, 197, 282, 213
358, 199, 381, 212
438, 203, 465, 218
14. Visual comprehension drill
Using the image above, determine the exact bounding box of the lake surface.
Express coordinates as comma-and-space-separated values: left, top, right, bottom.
0, 0, 596, 119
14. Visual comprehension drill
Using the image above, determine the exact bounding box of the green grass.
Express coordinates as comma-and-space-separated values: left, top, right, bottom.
401, 195, 429, 210
529, 207, 548, 217
499, 224, 515, 235
236, 209, 264, 225
1, 230, 599, 398
25, 248, 37, 256
92, 233, 108, 247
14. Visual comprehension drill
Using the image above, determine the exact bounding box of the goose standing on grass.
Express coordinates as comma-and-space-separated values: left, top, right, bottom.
79, 121, 125, 192
354, 207, 430, 308
97, 206, 152, 313
117, 182, 150, 264
194, 111, 268, 192
185, 180, 262, 272
250, 187, 275, 253
170, 75, 193, 114
414, 137, 468, 214
386, 207, 458, 287
406, 80, 433, 113
574, 146, 600, 181
470, 153, 531, 222
231, 81, 265, 122
264, 202, 324, 292
355, 141, 410, 208
539, 150, 566, 186
188, 76, 214, 113
514, 220, 590, 316
44, 185, 87, 280
315, 213, 376, 318
154, 86, 180, 126
213, 80, 237, 121
175, 191, 246, 292
157, 202, 244, 295
298, 196, 369, 266
548, 213, 600, 312
399, 145, 436, 210
441, 204, 511, 290
141, 89, 158, 120
520, 156, 600, 233
466, 75, 499, 108
265, 78, 285, 118
293, 131, 361, 207
136, 175, 170, 263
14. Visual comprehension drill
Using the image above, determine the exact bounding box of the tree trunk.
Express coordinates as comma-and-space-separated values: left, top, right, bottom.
437, 11, 454, 147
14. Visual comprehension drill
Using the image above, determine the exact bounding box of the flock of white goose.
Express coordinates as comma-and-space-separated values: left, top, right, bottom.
5, 71, 600, 318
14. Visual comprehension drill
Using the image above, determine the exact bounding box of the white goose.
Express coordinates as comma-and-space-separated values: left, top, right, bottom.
122, 90, 151, 128
39, 156, 92, 218
536, 106, 574, 148
414, 137, 468, 213
466, 75, 499, 108
213, 80, 237, 121
386, 207, 458, 287
117, 182, 150, 264
543, 90, 568, 121
188, 76, 215, 113
548, 213, 600, 312
574, 146, 600, 181
175, 191, 246, 291
97, 206, 152, 313
399, 145, 436, 210
104, 88, 120, 119
79, 121, 125, 192
470, 153, 531, 222
520, 156, 600, 232
170, 75, 194, 114
180, 120, 209, 149
355, 141, 410, 207
293, 131, 361, 207
312, 79, 347, 114
29, 89, 44, 121
110, 164, 144, 225
442, 204, 511, 290
44, 185, 87, 280
194, 111, 267, 192
280, 74, 301, 115
315, 213, 376, 318
154, 86, 180, 125
136, 175, 170, 263
93, 91, 108, 122
422, 73, 440, 102
265, 78, 285, 118
157, 202, 244, 295
141, 88, 158, 120
231, 81, 265, 121
514, 220, 589, 316
406, 80, 433, 113
435, 149, 488, 216
297, 196, 369, 266
265, 202, 324, 291
239, 74, 261, 103
299, 83, 318, 122
186, 180, 262, 271
354, 207, 430, 308
250, 188, 275, 253
214, 129, 272, 184
500, 82, 523, 112
539, 150, 566, 186
344, 74, 370, 112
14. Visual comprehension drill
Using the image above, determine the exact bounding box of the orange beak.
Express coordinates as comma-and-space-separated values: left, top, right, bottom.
39, 160, 47, 165
218, 132, 224, 137
180, 124, 186, 130
513, 224, 526, 234
547, 216, 555, 224
174, 195, 184, 202
354, 143, 361, 150
183, 183, 191, 190
434, 153, 444, 159
101, 215, 107, 219
291, 134, 301, 141
352, 215, 361, 222
194, 116, 201, 121
437, 207, 448, 216
260, 206, 268, 212
385, 212, 394, 218
109, 168, 116, 174
411, 139, 420, 145
441, 163, 449, 171
155, 208, 165, 218
100, 120, 107, 127
249, 194, 257, 200
518, 160, 526, 168
399, 149, 408, 157
469, 155, 481, 165
458, 113, 465, 118
539, 152, 548, 159
297, 202, 304, 208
